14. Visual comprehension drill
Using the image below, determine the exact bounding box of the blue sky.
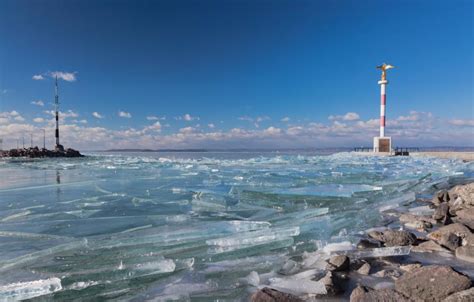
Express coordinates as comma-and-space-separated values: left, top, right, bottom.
0, 0, 472, 149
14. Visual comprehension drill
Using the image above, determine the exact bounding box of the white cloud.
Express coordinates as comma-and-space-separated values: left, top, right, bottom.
329, 112, 360, 121
179, 126, 197, 134
31, 100, 44, 107
33, 117, 45, 123
263, 126, 282, 136
0, 111, 25, 123
180, 113, 199, 121
92, 112, 104, 119
50, 71, 77, 82
0, 109, 471, 150
208, 123, 215, 129
281, 117, 290, 122
343, 112, 360, 121
118, 111, 132, 118
449, 119, 474, 127
143, 121, 162, 133
238, 116, 270, 128
45, 110, 79, 119
72, 119, 88, 124
146, 116, 166, 121
13, 115, 25, 122
32, 74, 45, 80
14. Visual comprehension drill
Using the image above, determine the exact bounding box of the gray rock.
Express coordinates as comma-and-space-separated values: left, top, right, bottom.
439, 232, 461, 251
350, 285, 409, 302
455, 245, 474, 263
400, 213, 435, 231
357, 262, 371, 275
368, 230, 385, 242
319, 271, 344, 295
462, 233, 474, 246
400, 263, 422, 272
428, 223, 471, 243
432, 190, 450, 206
372, 268, 402, 279
357, 238, 382, 249
374, 229, 417, 247
327, 255, 350, 272
449, 183, 474, 211
433, 202, 451, 225
412, 240, 450, 253
395, 265, 472, 301
455, 208, 474, 229
251, 287, 303, 302
443, 287, 474, 302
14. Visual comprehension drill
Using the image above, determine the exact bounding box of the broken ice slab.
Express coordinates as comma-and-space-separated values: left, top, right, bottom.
408, 205, 435, 216
0, 277, 62, 300
267, 279, 327, 296
0, 239, 87, 273
203, 254, 287, 274
207, 236, 294, 256
344, 246, 411, 259
271, 208, 329, 226
255, 184, 382, 198
379, 191, 416, 212
322, 241, 355, 254
205, 226, 300, 247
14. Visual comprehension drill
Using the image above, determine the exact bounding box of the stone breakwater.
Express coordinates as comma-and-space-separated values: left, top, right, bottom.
0, 146, 83, 158
250, 182, 474, 302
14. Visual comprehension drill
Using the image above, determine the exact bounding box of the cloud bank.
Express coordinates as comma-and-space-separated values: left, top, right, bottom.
0, 110, 472, 150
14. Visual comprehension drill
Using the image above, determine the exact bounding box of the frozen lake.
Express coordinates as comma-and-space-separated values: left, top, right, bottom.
0, 151, 472, 300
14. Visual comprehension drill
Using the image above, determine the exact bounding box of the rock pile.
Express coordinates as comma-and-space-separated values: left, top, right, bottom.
0, 146, 83, 158
250, 182, 474, 302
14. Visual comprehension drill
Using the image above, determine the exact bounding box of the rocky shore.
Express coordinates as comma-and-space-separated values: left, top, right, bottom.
250, 182, 474, 301
0, 146, 83, 158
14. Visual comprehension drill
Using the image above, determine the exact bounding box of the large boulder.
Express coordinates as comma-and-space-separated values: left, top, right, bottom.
412, 240, 450, 253
318, 271, 345, 295
356, 262, 371, 275
326, 255, 350, 272
250, 287, 302, 302
443, 287, 474, 302
369, 229, 417, 246
454, 208, 474, 230
350, 285, 409, 302
455, 245, 474, 263
432, 190, 450, 206
428, 223, 471, 243
433, 202, 451, 225
400, 213, 435, 231
395, 265, 471, 301
449, 183, 474, 213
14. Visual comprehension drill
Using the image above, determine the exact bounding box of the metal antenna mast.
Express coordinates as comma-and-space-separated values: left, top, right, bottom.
54, 76, 60, 149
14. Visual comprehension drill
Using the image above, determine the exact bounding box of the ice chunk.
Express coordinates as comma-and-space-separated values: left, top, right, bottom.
0, 277, 62, 300
322, 241, 355, 254
409, 205, 435, 216
205, 226, 300, 247
347, 246, 411, 258
379, 192, 416, 212
268, 279, 327, 296
240, 271, 260, 287
134, 259, 176, 273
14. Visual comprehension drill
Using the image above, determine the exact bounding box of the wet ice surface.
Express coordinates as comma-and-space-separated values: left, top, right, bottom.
0, 151, 473, 300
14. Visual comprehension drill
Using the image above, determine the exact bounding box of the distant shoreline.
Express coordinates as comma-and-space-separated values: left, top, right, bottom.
99, 147, 474, 153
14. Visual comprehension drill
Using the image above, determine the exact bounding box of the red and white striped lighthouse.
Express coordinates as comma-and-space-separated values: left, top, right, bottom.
379, 78, 387, 137
374, 63, 394, 152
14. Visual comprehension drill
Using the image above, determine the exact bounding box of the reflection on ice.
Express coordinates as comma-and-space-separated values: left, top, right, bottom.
0, 152, 471, 299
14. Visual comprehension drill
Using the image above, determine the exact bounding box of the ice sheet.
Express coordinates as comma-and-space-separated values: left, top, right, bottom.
0, 151, 471, 300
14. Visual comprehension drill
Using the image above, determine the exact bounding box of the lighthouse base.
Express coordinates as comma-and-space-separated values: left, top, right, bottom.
373, 137, 392, 153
